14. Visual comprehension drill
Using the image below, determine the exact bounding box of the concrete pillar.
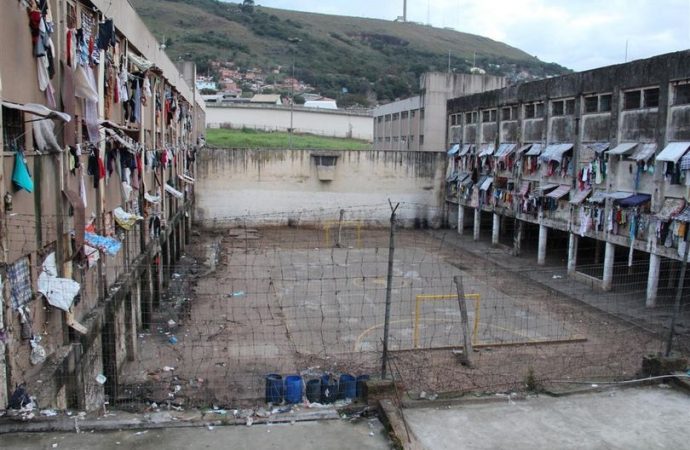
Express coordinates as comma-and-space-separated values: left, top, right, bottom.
646, 254, 661, 307
602, 242, 615, 291
513, 220, 523, 256
457, 206, 465, 236
567, 233, 578, 275
473, 209, 481, 241
492, 213, 500, 246
537, 224, 548, 265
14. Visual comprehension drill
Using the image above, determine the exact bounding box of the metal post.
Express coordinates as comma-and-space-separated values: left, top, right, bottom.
336, 209, 345, 248
289, 58, 294, 149
287, 37, 301, 149
381, 200, 400, 379
665, 230, 690, 356
454, 275, 472, 366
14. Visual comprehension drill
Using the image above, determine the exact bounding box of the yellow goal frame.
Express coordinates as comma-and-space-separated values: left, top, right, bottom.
413, 293, 481, 349
323, 220, 363, 248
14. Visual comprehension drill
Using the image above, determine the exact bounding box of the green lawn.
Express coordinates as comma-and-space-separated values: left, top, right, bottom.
206, 128, 371, 150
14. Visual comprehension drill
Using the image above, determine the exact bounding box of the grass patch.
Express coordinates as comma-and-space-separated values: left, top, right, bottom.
206, 128, 371, 150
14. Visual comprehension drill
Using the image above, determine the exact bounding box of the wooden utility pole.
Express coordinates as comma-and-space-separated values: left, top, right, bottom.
454, 275, 472, 366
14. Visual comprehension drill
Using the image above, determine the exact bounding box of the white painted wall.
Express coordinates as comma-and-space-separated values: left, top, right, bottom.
195, 148, 446, 227
206, 105, 373, 141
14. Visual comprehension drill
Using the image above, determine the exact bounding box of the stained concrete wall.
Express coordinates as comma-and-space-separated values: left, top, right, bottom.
195, 148, 446, 227
206, 105, 373, 141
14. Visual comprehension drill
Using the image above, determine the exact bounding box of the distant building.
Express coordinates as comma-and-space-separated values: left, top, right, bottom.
250, 94, 283, 105
373, 73, 506, 151
196, 79, 218, 91
304, 99, 338, 110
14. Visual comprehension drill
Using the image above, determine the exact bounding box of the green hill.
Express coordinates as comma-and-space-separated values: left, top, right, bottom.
132, 0, 570, 105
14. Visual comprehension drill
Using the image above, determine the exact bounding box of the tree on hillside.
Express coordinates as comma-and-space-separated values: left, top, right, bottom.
241, 0, 255, 14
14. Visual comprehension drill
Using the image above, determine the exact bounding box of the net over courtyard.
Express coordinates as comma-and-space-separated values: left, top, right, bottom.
119, 206, 678, 409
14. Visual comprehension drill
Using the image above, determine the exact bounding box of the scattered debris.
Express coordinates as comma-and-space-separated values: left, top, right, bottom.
40, 409, 58, 417
227, 291, 245, 298
95, 374, 107, 385
163, 366, 175, 372
8, 384, 32, 410
30, 336, 47, 366
552, 275, 563, 279
168, 336, 178, 345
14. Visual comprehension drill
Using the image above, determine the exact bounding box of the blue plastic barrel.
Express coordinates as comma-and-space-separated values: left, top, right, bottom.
265, 374, 283, 404
320, 374, 338, 404
339, 374, 356, 400
284, 375, 303, 404
306, 379, 321, 403
356, 375, 370, 399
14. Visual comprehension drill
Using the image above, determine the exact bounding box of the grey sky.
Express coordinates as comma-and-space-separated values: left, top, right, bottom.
251, 0, 690, 71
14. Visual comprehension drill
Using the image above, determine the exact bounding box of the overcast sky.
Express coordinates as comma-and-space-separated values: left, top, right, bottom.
251, 0, 690, 71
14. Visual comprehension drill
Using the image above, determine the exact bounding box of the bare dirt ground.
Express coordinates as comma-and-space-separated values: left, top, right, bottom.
120, 227, 670, 409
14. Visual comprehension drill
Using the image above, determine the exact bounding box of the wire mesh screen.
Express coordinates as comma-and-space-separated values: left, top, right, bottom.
8, 205, 687, 412
113, 204, 687, 410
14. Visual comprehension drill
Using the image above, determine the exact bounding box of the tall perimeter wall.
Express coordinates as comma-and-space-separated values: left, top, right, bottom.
195, 149, 446, 227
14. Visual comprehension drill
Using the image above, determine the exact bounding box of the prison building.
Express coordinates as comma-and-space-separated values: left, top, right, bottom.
373, 72, 506, 152
445, 50, 690, 307
0, 0, 205, 410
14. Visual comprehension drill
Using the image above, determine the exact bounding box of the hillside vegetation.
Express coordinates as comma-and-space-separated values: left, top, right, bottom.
132, 0, 570, 104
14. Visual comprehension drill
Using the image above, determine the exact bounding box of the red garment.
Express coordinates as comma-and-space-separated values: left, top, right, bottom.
66, 29, 72, 67
98, 155, 106, 179
136, 152, 142, 174
88, 36, 94, 61
28, 10, 42, 46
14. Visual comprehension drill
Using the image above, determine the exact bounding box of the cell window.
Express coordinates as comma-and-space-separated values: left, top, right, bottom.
624, 90, 641, 110
643, 88, 659, 108
599, 94, 612, 112
536, 103, 545, 117
674, 83, 690, 105
565, 99, 575, 115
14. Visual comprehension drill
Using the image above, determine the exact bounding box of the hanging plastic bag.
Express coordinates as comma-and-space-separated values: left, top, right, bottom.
12, 152, 34, 193
38, 252, 81, 312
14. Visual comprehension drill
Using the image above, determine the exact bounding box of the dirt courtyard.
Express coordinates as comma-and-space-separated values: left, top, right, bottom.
120, 227, 667, 408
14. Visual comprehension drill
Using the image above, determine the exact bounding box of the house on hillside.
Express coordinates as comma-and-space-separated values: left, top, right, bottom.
250, 94, 283, 105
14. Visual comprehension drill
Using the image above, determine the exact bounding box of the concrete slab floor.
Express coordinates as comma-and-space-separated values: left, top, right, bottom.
1, 418, 392, 450
404, 386, 690, 450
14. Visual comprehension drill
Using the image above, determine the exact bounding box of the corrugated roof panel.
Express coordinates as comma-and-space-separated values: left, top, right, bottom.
570, 188, 592, 205
546, 185, 570, 199
608, 142, 638, 155
630, 143, 657, 162
656, 142, 690, 163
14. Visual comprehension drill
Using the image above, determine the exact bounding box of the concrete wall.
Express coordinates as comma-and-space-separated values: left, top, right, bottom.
206, 105, 373, 141
195, 148, 446, 227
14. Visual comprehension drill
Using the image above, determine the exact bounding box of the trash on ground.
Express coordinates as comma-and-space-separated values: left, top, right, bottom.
95, 374, 107, 385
